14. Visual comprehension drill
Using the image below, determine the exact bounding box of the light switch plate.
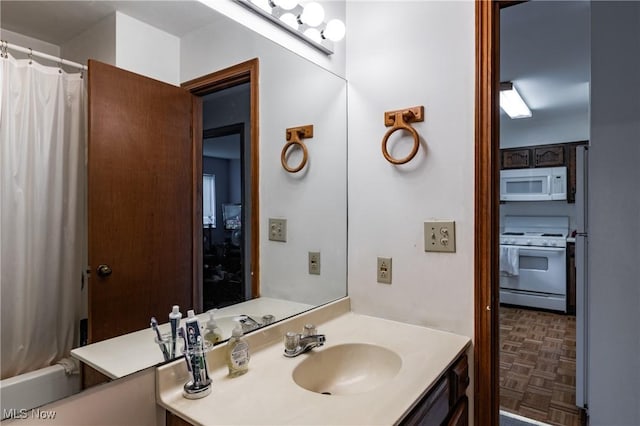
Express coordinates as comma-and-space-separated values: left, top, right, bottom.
424, 220, 456, 253
309, 252, 321, 275
377, 257, 392, 284
268, 218, 287, 242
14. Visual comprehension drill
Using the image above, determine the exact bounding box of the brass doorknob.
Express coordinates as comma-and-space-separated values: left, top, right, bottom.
97, 264, 112, 277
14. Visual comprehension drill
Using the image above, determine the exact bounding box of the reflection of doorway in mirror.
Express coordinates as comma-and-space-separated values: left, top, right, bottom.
202, 84, 251, 311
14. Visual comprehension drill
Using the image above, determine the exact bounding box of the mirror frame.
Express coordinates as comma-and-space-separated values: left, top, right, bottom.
182, 58, 261, 312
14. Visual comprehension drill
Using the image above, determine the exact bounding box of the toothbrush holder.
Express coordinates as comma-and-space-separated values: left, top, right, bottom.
181, 341, 213, 399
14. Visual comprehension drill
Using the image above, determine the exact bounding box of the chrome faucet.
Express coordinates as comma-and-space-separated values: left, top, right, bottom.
283, 324, 326, 357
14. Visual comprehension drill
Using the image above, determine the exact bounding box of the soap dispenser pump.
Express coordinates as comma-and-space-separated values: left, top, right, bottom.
204, 310, 223, 345
226, 321, 250, 377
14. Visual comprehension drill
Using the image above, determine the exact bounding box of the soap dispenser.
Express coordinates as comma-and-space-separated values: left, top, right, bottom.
226, 321, 250, 377
203, 310, 223, 345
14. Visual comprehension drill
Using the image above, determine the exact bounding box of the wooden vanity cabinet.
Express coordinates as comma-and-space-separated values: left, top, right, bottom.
400, 353, 469, 426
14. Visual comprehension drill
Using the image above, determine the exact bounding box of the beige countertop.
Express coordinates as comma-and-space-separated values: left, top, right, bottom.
71, 297, 313, 379
156, 297, 471, 425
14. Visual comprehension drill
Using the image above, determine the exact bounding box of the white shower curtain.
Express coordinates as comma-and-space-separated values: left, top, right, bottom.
1, 53, 85, 379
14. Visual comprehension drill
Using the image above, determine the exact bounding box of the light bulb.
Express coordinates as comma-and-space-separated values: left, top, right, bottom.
299, 2, 325, 27
279, 13, 299, 29
250, 0, 272, 13
322, 19, 345, 41
273, 0, 298, 10
303, 28, 322, 43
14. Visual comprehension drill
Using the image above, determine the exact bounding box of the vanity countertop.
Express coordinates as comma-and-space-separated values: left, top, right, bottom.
71, 297, 313, 379
156, 297, 471, 426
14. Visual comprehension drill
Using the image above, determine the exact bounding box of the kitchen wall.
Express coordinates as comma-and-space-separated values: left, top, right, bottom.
500, 201, 577, 232
589, 2, 640, 424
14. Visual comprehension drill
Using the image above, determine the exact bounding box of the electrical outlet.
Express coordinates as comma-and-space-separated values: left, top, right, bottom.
424, 220, 456, 253
377, 257, 392, 284
308, 252, 321, 275
268, 218, 287, 242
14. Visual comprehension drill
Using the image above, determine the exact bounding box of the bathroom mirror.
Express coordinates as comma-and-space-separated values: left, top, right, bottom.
0, 0, 346, 410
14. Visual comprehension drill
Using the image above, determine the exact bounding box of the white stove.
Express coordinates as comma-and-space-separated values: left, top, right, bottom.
500, 231, 567, 248
499, 216, 569, 312
501, 215, 568, 247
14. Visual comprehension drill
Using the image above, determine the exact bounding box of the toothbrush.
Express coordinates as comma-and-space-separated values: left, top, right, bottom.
150, 317, 170, 361
177, 327, 191, 372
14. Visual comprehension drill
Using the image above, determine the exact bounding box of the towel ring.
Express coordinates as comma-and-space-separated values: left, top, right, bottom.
381, 106, 424, 165
281, 125, 313, 173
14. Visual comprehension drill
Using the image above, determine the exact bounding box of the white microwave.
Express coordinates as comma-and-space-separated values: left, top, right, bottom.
500, 166, 567, 201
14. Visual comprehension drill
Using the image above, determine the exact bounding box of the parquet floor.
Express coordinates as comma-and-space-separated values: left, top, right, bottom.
499, 306, 583, 426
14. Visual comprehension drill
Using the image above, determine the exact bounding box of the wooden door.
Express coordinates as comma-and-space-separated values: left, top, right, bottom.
88, 60, 196, 343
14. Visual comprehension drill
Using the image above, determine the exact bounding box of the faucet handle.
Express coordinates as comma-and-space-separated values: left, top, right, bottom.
284, 331, 299, 353
302, 324, 317, 337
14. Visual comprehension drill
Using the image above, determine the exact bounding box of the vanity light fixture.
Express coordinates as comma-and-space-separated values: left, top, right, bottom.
236, 0, 346, 55
500, 82, 532, 119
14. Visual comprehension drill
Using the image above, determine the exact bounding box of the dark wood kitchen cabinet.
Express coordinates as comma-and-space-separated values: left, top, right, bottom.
534, 145, 564, 167
501, 148, 531, 169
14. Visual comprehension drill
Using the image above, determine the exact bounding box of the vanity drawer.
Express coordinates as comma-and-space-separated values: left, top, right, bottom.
400, 375, 450, 426
449, 354, 469, 406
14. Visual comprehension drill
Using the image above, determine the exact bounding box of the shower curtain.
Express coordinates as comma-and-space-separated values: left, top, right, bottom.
0, 53, 85, 379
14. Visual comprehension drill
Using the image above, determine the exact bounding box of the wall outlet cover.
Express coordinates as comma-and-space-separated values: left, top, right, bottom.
377, 257, 392, 284
308, 251, 321, 275
268, 218, 287, 242
424, 220, 456, 253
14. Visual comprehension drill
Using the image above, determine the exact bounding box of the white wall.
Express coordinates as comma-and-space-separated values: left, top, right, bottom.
588, 3, 640, 425
115, 12, 180, 85
500, 114, 589, 149
181, 14, 348, 306
345, 1, 474, 417
346, 0, 474, 336
0, 29, 60, 57
61, 14, 116, 67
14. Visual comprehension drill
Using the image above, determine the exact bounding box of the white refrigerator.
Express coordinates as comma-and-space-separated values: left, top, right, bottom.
575, 145, 589, 409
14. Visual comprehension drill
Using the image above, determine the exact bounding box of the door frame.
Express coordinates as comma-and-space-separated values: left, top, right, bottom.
474, 1, 502, 425
202, 123, 249, 303
182, 58, 260, 312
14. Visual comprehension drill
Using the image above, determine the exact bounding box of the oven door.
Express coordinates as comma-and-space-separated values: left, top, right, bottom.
500, 246, 566, 294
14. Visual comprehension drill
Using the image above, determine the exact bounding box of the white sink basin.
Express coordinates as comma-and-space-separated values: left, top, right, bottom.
292, 343, 402, 395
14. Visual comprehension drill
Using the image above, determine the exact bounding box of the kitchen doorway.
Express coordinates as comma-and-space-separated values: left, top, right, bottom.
497, 2, 589, 425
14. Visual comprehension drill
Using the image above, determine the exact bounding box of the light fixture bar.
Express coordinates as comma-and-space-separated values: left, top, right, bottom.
235, 0, 335, 55
500, 82, 532, 119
